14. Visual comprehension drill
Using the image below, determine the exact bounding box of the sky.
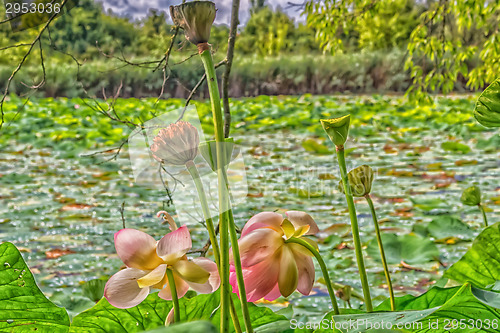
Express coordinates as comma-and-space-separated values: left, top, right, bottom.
97, 0, 305, 25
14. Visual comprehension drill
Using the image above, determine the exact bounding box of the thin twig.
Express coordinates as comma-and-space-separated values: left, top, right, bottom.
120, 202, 126, 229
222, 0, 240, 138
0, 0, 69, 129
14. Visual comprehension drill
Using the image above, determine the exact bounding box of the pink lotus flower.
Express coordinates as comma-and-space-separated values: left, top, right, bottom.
229, 211, 319, 302
104, 226, 219, 308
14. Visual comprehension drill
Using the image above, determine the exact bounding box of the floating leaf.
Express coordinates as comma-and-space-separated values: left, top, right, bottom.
426, 216, 475, 241
82, 278, 107, 303
366, 233, 439, 264
301, 138, 331, 154
441, 141, 471, 154
0, 242, 70, 332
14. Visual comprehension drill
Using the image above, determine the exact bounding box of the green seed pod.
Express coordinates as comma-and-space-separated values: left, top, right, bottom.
460, 186, 482, 206
170, 1, 216, 45
199, 138, 234, 172
320, 114, 350, 147
338, 165, 374, 197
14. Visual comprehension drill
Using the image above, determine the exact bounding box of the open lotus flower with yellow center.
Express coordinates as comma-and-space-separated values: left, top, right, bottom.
104, 226, 219, 308
229, 211, 319, 302
150, 121, 199, 166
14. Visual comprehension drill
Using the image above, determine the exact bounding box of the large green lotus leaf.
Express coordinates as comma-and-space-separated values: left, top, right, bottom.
366, 233, 439, 265
427, 216, 475, 241
70, 291, 285, 333
444, 222, 500, 288
69, 293, 172, 332
0, 242, 70, 332
143, 321, 217, 332
474, 78, 500, 127
316, 284, 500, 333
179, 292, 286, 332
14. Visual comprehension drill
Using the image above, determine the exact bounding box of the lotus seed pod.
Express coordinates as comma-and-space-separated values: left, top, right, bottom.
170, 1, 216, 45
320, 114, 351, 147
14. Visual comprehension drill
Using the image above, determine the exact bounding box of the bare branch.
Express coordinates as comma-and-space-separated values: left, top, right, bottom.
222, 0, 241, 138
177, 59, 226, 122
0, 0, 70, 130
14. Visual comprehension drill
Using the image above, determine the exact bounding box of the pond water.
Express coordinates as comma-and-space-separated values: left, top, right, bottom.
0, 95, 499, 320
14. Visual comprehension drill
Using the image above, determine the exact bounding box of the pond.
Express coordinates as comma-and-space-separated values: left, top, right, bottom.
0, 94, 498, 320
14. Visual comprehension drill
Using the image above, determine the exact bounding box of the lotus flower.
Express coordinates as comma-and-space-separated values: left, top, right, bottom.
229, 211, 319, 302
104, 226, 219, 308
150, 121, 199, 166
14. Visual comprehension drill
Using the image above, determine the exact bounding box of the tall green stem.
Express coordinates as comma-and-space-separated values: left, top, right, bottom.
479, 204, 488, 227
365, 195, 395, 311
227, 209, 253, 333
186, 161, 220, 265
186, 161, 242, 333
166, 269, 180, 323
200, 47, 230, 333
285, 237, 340, 315
199, 47, 252, 333
336, 147, 373, 312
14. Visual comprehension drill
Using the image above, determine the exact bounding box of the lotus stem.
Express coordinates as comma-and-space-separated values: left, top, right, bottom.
199, 47, 252, 333
185, 160, 242, 333
335, 147, 373, 312
285, 237, 340, 315
166, 268, 180, 323
186, 161, 221, 265
228, 209, 254, 333
365, 195, 395, 311
479, 204, 488, 227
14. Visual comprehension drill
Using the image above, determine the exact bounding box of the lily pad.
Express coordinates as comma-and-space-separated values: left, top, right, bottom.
441, 141, 471, 154
366, 233, 440, 265
426, 216, 475, 240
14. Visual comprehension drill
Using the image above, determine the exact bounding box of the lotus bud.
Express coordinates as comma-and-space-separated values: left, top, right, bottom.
165, 307, 175, 325
338, 165, 374, 197
320, 115, 351, 147
170, 1, 216, 47
461, 186, 481, 206
199, 138, 234, 172
150, 121, 199, 166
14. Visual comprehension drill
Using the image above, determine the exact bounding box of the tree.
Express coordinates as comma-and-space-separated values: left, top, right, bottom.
305, 0, 500, 101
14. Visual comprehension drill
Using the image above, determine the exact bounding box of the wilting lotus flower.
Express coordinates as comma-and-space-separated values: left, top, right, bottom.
150, 121, 199, 166
104, 226, 219, 308
229, 211, 319, 302
170, 1, 216, 46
